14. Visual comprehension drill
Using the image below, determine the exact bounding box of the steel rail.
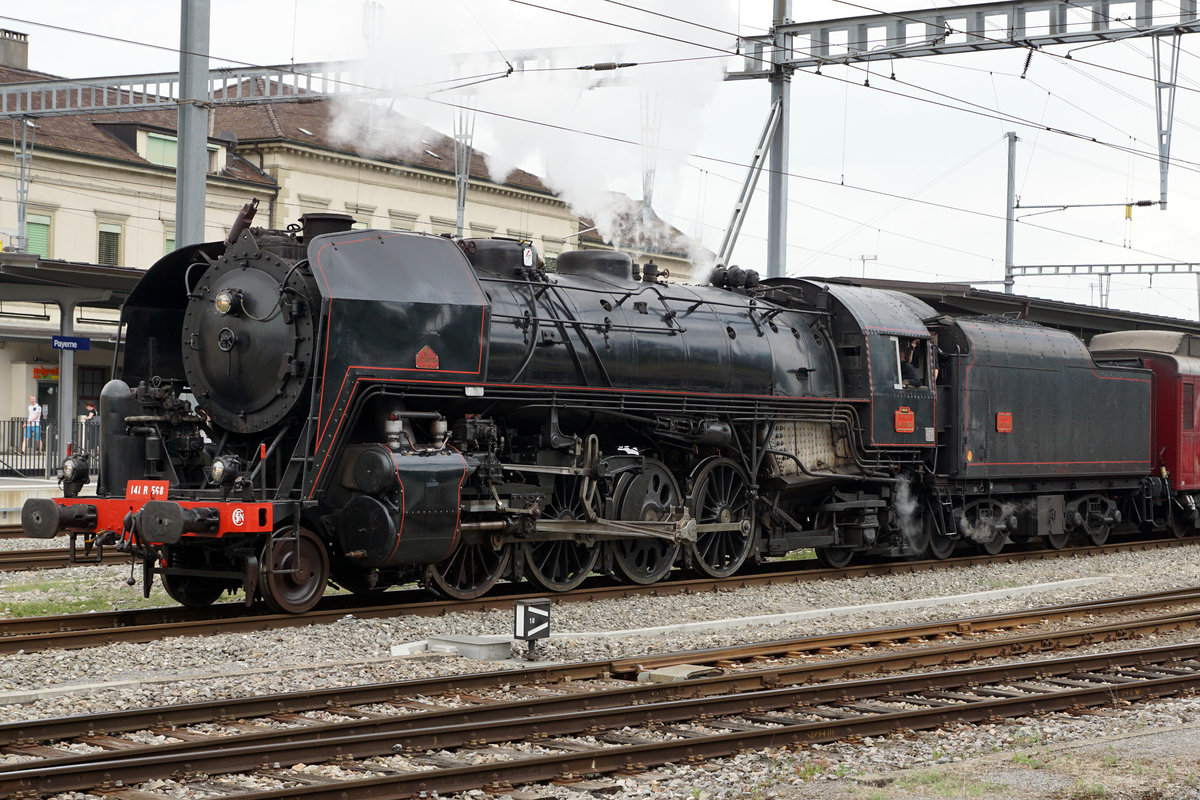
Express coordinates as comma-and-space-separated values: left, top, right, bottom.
222, 658, 1200, 800
3, 584, 1195, 745
0, 549, 74, 571
5, 640, 1199, 797
5, 599, 1200, 781
2, 537, 1196, 654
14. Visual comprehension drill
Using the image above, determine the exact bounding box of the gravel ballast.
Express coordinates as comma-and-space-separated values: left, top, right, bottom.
2, 542, 1200, 799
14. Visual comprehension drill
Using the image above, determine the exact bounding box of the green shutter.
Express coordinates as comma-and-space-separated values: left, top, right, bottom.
25, 215, 49, 258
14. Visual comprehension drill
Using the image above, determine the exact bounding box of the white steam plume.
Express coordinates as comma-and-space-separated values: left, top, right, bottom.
322, 1, 738, 270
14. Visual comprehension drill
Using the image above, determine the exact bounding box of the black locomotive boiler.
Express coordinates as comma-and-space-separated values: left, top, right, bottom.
22, 206, 1190, 612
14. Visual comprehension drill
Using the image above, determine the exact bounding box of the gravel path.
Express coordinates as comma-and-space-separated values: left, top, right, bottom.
2, 542, 1200, 799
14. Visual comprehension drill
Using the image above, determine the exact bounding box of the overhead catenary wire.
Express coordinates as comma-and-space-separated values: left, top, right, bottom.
5, 6, 1200, 178
3, 8, 1198, 269
503, 0, 1200, 180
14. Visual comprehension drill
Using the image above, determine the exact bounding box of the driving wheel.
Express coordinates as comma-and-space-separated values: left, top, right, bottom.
521, 476, 600, 592
426, 540, 511, 600
610, 459, 682, 585
686, 457, 755, 578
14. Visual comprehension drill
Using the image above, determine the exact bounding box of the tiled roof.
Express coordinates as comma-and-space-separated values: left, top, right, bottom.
208, 83, 552, 195
0, 69, 698, 258
0, 65, 274, 186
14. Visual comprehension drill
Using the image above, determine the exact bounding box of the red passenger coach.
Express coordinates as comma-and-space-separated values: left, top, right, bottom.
1091, 331, 1200, 495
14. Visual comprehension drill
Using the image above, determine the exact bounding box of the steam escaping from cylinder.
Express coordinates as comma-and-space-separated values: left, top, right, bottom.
955, 499, 1035, 544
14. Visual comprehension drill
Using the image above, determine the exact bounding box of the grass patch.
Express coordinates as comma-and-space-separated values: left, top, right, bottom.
894, 770, 1006, 797
771, 548, 816, 563
1067, 781, 1109, 799
1011, 751, 1049, 769
0, 568, 215, 618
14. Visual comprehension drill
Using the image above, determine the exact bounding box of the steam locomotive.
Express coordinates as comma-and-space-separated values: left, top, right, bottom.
21, 203, 1199, 613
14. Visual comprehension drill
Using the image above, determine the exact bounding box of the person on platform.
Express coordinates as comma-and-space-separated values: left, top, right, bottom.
82, 400, 98, 455
22, 395, 42, 454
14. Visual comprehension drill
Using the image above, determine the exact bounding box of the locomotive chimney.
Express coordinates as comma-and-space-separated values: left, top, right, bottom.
299, 212, 355, 242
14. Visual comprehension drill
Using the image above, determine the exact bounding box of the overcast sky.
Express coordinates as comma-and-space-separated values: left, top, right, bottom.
9, 1, 1200, 320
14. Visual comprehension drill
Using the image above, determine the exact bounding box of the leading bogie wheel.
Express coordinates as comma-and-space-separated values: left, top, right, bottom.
686, 457, 755, 578
161, 546, 229, 608
609, 459, 682, 585
259, 526, 330, 614
426, 541, 512, 600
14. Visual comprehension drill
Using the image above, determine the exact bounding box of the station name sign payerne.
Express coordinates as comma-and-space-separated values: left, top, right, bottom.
51, 335, 90, 351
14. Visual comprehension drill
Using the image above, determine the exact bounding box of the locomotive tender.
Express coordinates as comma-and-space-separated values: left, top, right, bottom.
20, 206, 1193, 612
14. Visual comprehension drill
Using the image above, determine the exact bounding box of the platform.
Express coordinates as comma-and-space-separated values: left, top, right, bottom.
0, 478, 94, 525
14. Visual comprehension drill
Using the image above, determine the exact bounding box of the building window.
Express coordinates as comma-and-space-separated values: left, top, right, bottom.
78, 366, 108, 404
98, 222, 122, 266
430, 217, 457, 236
146, 133, 178, 167
164, 234, 175, 254
389, 211, 418, 231
25, 213, 50, 257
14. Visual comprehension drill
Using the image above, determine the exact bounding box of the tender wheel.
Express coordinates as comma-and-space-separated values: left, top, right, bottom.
609, 459, 681, 585
921, 501, 958, 559
964, 501, 1007, 555
426, 541, 511, 600
686, 457, 755, 578
903, 512, 931, 561
1084, 522, 1110, 546
1044, 531, 1069, 550
259, 527, 330, 614
1169, 512, 1192, 539
160, 546, 228, 608
928, 530, 957, 559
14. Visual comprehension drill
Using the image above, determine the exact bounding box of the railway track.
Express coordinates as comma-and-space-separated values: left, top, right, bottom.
2, 536, 1197, 653
3, 590, 1199, 798
0, 548, 74, 572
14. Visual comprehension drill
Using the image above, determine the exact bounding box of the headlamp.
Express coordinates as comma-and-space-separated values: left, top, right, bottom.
213, 289, 238, 315
210, 456, 239, 485
59, 454, 89, 497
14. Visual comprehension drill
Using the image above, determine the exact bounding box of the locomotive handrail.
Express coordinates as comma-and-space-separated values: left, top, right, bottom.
477, 274, 793, 314
490, 312, 687, 336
